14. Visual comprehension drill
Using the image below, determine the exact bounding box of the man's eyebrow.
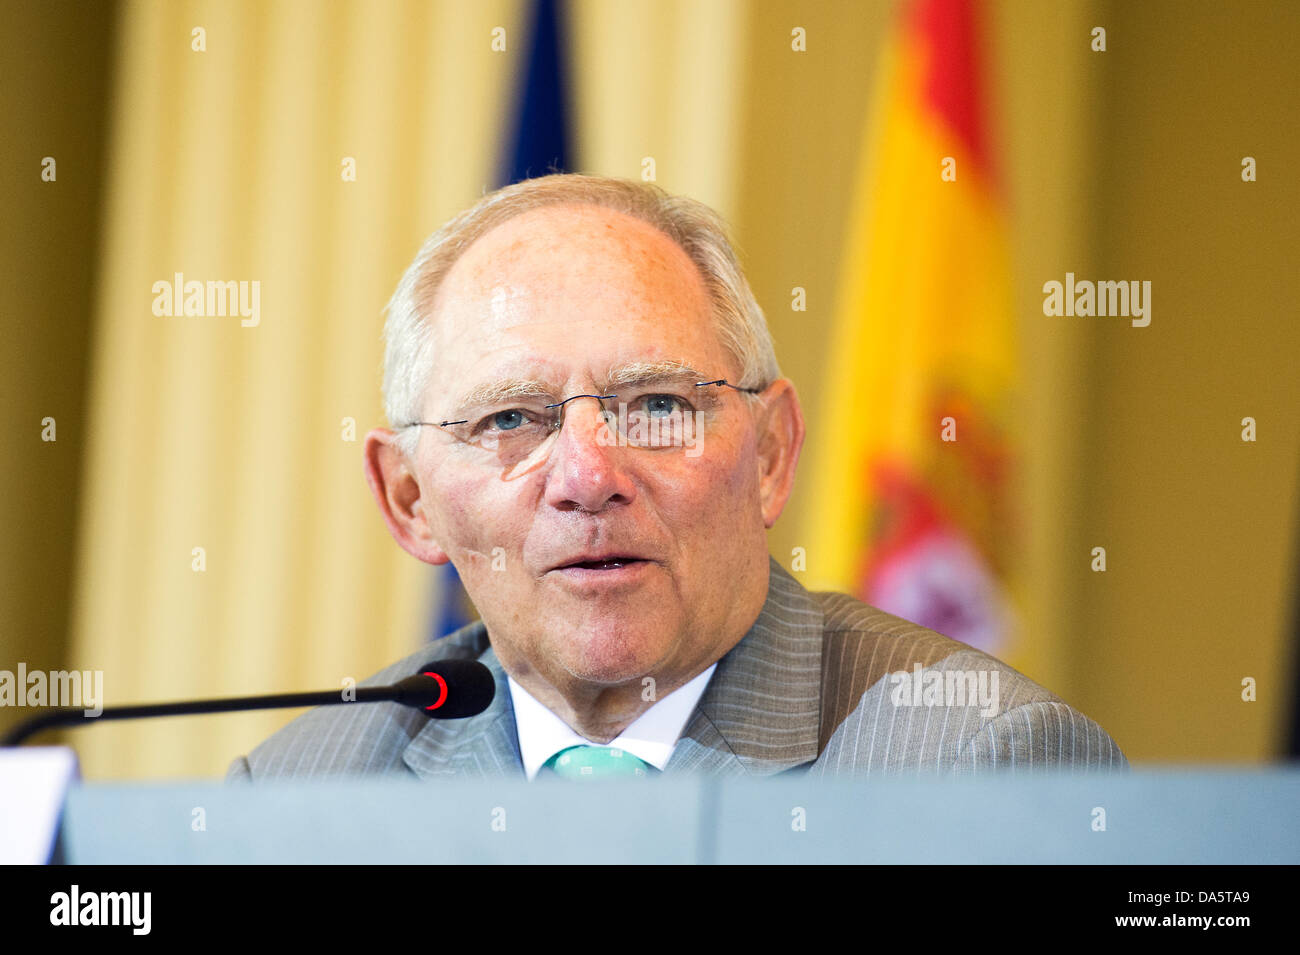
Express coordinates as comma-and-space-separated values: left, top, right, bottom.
449, 360, 713, 411
452, 378, 557, 411
603, 360, 710, 389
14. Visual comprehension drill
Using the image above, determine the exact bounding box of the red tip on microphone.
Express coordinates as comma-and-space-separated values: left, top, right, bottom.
423, 671, 448, 710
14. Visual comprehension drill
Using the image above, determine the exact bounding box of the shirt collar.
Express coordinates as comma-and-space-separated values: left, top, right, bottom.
507, 664, 718, 780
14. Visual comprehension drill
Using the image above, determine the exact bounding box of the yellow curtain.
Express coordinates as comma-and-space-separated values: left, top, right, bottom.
70, 0, 523, 779
568, 0, 749, 219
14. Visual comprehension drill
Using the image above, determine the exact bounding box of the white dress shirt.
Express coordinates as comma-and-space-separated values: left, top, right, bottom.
508, 664, 718, 780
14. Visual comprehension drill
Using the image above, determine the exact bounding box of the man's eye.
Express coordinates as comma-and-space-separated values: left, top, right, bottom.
638, 394, 686, 418
483, 409, 530, 432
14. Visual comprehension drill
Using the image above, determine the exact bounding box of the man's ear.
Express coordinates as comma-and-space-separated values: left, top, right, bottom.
754, 379, 805, 529
363, 428, 451, 565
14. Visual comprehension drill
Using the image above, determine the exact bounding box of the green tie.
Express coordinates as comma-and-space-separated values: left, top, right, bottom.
540, 744, 658, 779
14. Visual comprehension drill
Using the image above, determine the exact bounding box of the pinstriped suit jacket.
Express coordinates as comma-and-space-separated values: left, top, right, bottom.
227, 558, 1126, 781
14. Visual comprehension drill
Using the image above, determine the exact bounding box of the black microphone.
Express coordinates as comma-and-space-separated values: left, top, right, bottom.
1, 659, 496, 746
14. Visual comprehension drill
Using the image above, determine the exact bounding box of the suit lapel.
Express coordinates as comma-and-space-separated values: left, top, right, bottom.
666, 558, 825, 777
401, 633, 525, 780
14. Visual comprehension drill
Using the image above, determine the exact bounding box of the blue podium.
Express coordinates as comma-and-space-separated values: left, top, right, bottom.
56, 769, 1300, 864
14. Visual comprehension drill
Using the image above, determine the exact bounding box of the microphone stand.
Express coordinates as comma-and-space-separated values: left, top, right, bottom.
2, 674, 453, 746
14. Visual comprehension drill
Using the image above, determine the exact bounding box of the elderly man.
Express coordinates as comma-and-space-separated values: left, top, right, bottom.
229, 174, 1125, 781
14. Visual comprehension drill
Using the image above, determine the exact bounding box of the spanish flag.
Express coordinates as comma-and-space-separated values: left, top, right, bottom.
803, 0, 1018, 655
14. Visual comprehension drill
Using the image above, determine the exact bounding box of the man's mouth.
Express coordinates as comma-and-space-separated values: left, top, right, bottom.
555, 556, 648, 571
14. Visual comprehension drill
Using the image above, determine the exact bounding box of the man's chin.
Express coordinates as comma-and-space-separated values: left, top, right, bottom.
551, 626, 671, 687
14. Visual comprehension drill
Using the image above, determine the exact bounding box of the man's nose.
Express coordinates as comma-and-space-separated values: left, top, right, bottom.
542, 398, 637, 513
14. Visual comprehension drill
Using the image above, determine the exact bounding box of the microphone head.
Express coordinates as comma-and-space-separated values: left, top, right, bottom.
392, 659, 495, 719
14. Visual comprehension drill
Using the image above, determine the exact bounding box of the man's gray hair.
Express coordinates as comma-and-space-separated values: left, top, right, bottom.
382, 173, 781, 454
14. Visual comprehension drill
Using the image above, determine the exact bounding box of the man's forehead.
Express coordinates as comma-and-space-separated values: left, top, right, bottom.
429, 283, 726, 375
437, 204, 706, 309
423, 204, 731, 401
